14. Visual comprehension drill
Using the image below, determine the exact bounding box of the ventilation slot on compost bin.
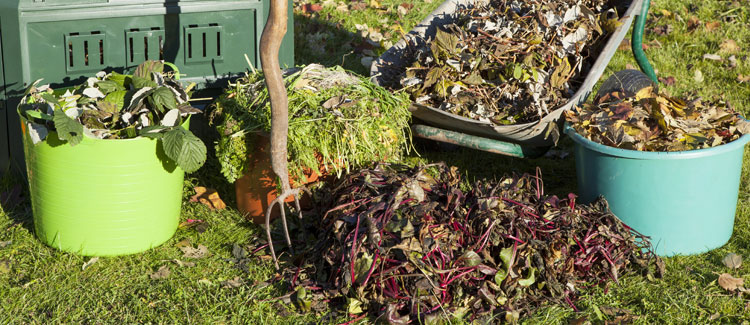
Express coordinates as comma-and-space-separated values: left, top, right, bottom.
184, 24, 224, 63
125, 28, 165, 67
65, 31, 106, 73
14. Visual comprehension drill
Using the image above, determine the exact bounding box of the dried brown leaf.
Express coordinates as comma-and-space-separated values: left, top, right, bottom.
720, 39, 741, 54
723, 253, 743, 269
687, 16, 701, 32
150, 265, 171, 280
718, 273, 744, 291
180, 244, 210, 259
705, 21, 721, 32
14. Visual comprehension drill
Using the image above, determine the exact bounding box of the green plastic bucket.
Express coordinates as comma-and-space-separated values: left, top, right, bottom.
565, 124, 750, 256
20, 117, 185, 256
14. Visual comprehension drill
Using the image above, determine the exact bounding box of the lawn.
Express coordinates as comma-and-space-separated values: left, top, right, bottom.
2, 0, 750, 323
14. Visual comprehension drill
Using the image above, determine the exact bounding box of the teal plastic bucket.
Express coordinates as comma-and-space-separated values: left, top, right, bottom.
565, 124, 750, 256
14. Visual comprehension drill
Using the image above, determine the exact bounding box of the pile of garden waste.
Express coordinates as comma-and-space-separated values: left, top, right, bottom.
277, 163, 662, 322
565, 87, 750, 151
210, 64, 412, 182
17, 60, 206, 172
389, 0, 625, 124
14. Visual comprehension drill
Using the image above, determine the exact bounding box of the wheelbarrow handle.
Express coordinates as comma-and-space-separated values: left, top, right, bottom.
411, 124, 549, 159
632, 0, 658, 84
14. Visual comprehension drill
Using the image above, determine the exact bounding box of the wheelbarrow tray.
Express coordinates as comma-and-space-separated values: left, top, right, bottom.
371, 0, 644, 147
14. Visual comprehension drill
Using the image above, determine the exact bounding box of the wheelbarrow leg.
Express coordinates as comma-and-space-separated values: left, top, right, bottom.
632, 0, 658, 84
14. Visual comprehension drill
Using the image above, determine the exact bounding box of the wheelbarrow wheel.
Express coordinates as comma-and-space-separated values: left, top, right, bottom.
595, 69, 655, 100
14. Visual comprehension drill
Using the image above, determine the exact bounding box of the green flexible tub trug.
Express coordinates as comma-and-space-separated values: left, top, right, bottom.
566, 124, 750, 256
20, 117, 184, 256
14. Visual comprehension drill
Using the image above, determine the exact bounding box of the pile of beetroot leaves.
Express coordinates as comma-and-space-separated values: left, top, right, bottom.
279, 163, 663, 323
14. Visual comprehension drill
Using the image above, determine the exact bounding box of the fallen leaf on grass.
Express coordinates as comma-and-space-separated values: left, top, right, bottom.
349, 1, 367, 11
397, 3, 412, 16
221, 276, 245, 288
718, 273, 744, 292
687, 16, 701, 32
651, 24, 673, 36
150, 265, 171, 280
720, 39, 741, 54
728, 55, 738, 69
693, 69, 704, 83
190, 186, 226, 210
709, 312, 721, 321
705, 21, 721, 32
178, 219, 209, 233
658, 76, 676, 86
198, 278, 213, 286
0, 240, 11, 248
703, 53, 723, 61
723, 253, 743, 269
172, 259, 196, 268
738, 74, 750, 84
82, 257, 99, 271
180, 244, 210, 259
618, 39, 630, 51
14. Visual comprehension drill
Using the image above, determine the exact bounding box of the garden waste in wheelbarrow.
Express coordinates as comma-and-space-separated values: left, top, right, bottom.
371, 0, 655, 157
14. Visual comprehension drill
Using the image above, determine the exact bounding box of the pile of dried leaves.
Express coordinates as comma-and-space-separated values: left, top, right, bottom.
566, 88, 750, 151
281, 163, 661, 322
391, 0, 625, 124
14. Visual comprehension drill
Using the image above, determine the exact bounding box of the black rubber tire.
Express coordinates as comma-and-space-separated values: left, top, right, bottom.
595, 69, 655, 100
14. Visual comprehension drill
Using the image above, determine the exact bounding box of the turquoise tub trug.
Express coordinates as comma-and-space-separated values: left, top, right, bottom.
565, 124, 750, 256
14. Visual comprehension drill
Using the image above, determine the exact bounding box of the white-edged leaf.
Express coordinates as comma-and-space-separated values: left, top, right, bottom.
83, 86, 104, 98
125, 87, 153, 112
27, 122, 49, 144
161, 109, 180, 127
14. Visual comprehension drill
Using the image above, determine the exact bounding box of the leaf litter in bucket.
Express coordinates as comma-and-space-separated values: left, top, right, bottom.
565, 87, 750, 151
388, 0, 625, 125
276, 163, 662, 322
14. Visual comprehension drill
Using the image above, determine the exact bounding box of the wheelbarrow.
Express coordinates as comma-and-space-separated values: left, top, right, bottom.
371, 0, 658, 158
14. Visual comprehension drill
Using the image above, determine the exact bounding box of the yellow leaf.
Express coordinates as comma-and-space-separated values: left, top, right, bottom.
634, 86, 655, 101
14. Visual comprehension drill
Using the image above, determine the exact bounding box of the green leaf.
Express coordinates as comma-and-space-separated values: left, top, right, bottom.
458, 250, 482, 267
107, 72, 132, 88
132, 76, 158, 89
24, 110, 53, 121
513, 65, 522, 79
494, 268, 508, 285
40, 93, 60, 106
134, 60, 164, 79
53, 109, 83, 146
148, 87, 178, 113
434, 29, 459, 56
102, 90, 127, 111
96, 80, 124, 94
518, 268, 537, 287
162, 127, 207, 173
346, 298, 364, 314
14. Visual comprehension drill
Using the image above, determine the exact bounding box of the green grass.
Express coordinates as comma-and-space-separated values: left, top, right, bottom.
3, 0, 750, 323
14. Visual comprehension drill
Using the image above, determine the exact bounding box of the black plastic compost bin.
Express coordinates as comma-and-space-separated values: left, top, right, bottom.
0, 0, 294, 175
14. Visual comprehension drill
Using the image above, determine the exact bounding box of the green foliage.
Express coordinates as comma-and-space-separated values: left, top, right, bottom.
163, 127, 208, 174
210, 64, 412, 183
52, 109, 83, 146
18, 60, 206, 173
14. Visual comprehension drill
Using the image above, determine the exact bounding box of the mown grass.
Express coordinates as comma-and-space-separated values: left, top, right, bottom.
2, 0, 750, 323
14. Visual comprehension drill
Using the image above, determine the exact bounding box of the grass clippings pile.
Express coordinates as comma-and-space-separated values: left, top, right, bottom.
283, 163, 663, 323
210, 64, 412, 183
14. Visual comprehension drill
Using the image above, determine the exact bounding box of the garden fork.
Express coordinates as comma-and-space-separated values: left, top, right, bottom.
260, 0, 310, 269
